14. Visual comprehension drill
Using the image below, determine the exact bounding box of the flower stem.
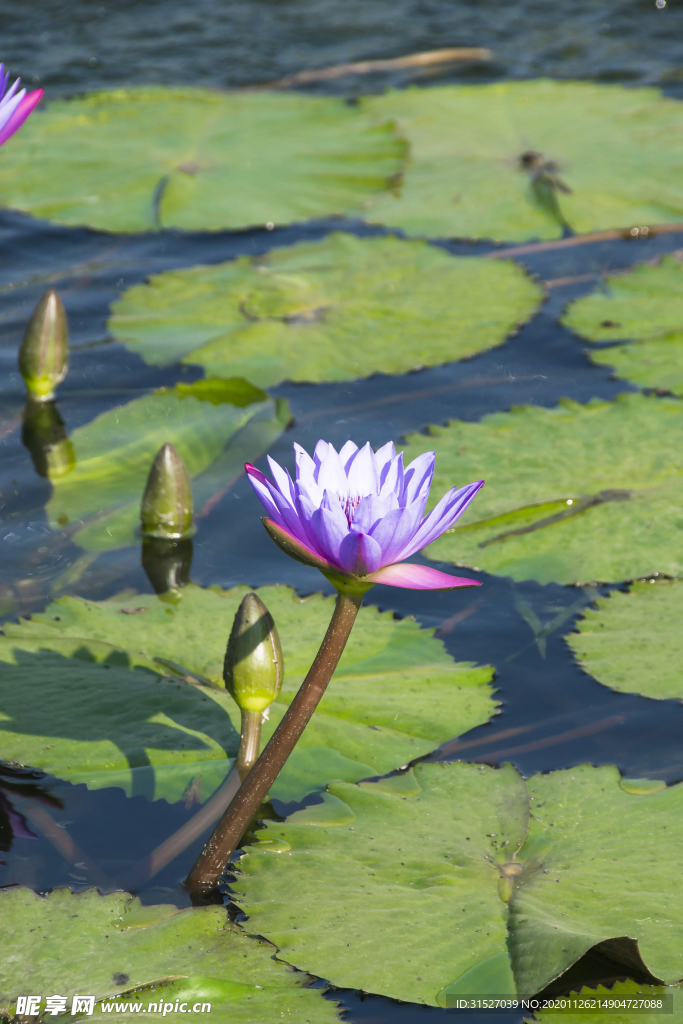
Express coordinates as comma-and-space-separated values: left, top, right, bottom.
237, 709, 263, 782
185, 587, 365, 891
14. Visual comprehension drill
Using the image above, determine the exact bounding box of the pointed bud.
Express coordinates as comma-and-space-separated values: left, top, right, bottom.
140, 443, 194, 539
18, 290, 69, 402
224, 593, 283, 712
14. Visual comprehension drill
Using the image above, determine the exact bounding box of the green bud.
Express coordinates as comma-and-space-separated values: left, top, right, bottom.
18, 290, 69, 402
224, 593, 283, 712
140, 443, 194, 539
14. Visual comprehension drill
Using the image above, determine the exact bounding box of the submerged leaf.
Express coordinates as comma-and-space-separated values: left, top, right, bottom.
402, 392, 683, 584
46, 378, 287, 552
0, 584, 496, 803
361, 81, 683, 241
234, 762, 683, 1005
567, 579, 683, 702
0, 888, 341, 1024
0, 87, 404, 232
108, 233, 542, 386
563, 256, 683, 396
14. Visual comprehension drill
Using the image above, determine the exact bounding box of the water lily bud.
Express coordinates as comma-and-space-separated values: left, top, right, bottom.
224, 593, 283, 713
140, 443, 194, 539
18, 290, 69, 402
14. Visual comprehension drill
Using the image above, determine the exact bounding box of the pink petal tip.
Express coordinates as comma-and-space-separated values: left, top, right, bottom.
365, 562, 482, 590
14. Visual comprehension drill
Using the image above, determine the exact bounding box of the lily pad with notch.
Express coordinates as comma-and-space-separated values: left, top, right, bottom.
567, 578, 683, 703
402, 392, 683, 585
361, 81, 683, 241
0, 87, 405, 233
0, 584, 496, 804
562, 255, 683, 396
0, 888, 341, 1024
234, 762, 683, 1006
45, 377, 289, 552
108, 232, 542, 387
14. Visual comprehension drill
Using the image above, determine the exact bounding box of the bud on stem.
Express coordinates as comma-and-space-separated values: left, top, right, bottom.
224, 593, 284, 783
140, 443, 194, 539
18, 290, 69, 402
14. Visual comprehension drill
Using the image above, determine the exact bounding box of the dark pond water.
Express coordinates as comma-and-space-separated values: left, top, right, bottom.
2, 4, 683, 1021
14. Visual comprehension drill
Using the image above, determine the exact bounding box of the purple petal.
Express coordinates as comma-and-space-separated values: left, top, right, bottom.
397, 480, 484, 559
351, 494, 393, 533
317, 442, 347, 496
401, 452, 435, 507
246, 463, 286, 522
0, 88, 42, 146
365, 563, 482, 590
0, 87, 25, 132
346, 442, 379, 498
246, 463, 310, 545
367, 502, 424, 564
305, 501, 349, 563
267, 455, 296, 504
338, 532, 383, 575
339, 440, 359, 470
379, 451, 404, 502
374, 441, 396, 483
0, 65, 8, 101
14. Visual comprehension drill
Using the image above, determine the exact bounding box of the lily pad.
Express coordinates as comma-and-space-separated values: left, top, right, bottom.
46, 378, 289, 552
234, 762, 683, 1006
567, 579, 683, 702
402, 392, 683, 585
0, 887, 341, 1024
527, 981, 682, 1023
361, 81, 683, 241
0, 87, 404, 232
108, 233, 542, 387
0, 584, 496, 803
562, 256, 683, 395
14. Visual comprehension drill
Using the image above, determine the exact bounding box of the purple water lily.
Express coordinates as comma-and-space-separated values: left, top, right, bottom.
246, 439, 484, 590
0, 64, 43, 147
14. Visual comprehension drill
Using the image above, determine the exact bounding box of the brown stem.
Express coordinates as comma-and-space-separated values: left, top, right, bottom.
185, 587, 364, 891
237, 709, 263, 782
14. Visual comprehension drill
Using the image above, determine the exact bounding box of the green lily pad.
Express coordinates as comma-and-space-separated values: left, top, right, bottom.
108, 233, 542, 387
0, 87, 404, 233
567, 579, 683, 702
0, 888, 341, 1024
562, 256, 683, 395
361, 81, 683, 241
402, 392, 683, 585
0, 584, 496, 803
527, 981, 682, 1024
234, 762, 683, 1006
46, 378, 289, 552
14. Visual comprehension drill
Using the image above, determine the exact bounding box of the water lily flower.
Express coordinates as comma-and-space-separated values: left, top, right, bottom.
0, 64, 43, 147
246, 439, 483, 591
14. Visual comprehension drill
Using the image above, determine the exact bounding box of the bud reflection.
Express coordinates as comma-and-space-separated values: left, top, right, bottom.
21, 398, 75, 479
141, 536, 193, 599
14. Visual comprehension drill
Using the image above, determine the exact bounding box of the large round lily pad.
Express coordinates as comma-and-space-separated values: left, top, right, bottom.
402, 392, 683, 585
46, 378, 289, 553
0, 888, 341, 1024
567, 579, 683, 702
0, 584, 496, 804
108, 233, 542, 386
234, 762, 683, 1006
562, 255, 683, 395
0, 87, 404, 232
361, 81, 683, 241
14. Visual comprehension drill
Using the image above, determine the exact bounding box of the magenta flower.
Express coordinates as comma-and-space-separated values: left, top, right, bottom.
246, 440, 483, 591
0, 64, 43, 147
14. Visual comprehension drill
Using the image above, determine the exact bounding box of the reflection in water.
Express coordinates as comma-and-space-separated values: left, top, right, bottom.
21, 399, 75, 480
141, 536, 193, 597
